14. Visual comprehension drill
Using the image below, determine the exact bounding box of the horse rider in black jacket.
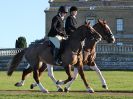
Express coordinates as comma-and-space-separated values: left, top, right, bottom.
47, 6, 68, 65
65, 6, 78, 37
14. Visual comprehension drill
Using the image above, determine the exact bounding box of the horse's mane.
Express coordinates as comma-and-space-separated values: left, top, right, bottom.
72, 25, 85, 34
33, 39, 45, 43
29, 38, 45, 47
68, 25, 85, 39
93, 20, 106, 27
77, 25, 85, 29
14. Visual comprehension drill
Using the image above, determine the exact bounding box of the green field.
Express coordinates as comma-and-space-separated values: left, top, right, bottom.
0, 71, 133, 99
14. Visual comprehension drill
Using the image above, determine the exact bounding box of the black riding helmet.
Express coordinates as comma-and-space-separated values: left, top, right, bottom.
58, 6, 68, 13
70, 6, 78, 12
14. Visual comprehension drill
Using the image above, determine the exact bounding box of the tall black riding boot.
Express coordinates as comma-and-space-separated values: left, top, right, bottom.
54, 48, 59, 61
54, 48, 62, 65
56, 49, 62, 65
54, 41, 65, 65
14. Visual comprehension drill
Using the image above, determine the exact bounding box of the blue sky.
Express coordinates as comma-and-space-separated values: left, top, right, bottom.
0, 0, 49, 48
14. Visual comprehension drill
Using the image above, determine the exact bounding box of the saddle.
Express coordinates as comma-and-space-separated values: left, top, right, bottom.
48, 39, 67, 65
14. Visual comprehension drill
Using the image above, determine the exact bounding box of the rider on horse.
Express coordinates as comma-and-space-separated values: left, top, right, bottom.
47, 6, 68, 65
65, 6, 78, 37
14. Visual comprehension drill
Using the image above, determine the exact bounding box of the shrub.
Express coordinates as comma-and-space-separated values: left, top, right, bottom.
15, 36, 27, 48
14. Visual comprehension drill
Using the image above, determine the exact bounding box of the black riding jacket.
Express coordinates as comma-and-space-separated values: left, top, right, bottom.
48, 14, 66, 37
65, 15, 78, 36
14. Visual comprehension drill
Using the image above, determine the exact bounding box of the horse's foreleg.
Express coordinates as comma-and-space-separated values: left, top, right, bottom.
15, 64, 32, 87
78, 65, 94, 93
90, 65, 108, 89
62, 64, 73, 84
56, 64, 73, 85
47, 64, 63, 92
33, 64, 48, 93
39, 63, 47, 76
64, 67, 79, 92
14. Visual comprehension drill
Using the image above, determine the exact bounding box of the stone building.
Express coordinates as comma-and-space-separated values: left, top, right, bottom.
43, 0, 133, 70
45, 0, 133, 46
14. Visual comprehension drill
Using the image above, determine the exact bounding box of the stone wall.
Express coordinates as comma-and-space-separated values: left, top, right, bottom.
1, 53, 133, 71
0, 56, 28, 71
96, 53, 133, 70
0, 47, 133, 70
0, 48, 27, 71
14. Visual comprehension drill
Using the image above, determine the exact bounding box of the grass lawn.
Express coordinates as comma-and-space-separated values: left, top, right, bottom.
0, 71, 133, 99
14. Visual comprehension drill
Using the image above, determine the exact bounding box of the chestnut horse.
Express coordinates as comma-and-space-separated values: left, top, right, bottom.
61, 19, 115, 92
7, 22, 101, 93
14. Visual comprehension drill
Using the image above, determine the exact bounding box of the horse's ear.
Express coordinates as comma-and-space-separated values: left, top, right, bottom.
98, 19, 107, 25
98, 19, 100, 22
98, 19, 103, 24
87, 21, 90, 26
85, 20, 90, 26
103, 20, 107, 24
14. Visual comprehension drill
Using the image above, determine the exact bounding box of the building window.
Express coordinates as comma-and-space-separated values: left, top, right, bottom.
87, 18, 95, 26
116, 18, 124, 32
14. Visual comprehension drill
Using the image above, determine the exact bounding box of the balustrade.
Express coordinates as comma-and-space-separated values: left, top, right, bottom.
0, 45, 133, 56
0, 48, 23, 56
96, 44, 133, 54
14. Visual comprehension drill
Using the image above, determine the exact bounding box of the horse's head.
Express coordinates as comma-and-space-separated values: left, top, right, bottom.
82, 21, 102, 42
93, 19, 115, 43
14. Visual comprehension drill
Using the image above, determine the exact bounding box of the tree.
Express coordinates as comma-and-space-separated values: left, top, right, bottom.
15, 36, 27, 48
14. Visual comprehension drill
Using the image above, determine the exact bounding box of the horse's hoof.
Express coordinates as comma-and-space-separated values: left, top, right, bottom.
87, 87, 94, 93
64, 87, 69, 93
57, 88, 64, 92
30, 84, 34, 89
102, 85, 108, 90
56, 80, 64, 85
14, 82, 24, 87
42, 89, 49, 93
56, 80, 59, 84
30, 83, 37, 89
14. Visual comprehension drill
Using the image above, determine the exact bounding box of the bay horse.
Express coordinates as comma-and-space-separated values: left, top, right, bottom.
7, 22, 101, 93
14, 19, 115, 92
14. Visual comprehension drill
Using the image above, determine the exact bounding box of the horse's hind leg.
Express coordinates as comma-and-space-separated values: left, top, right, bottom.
32, 62, 49, 93
15, 64, 32, 87
78, 63, 94, 93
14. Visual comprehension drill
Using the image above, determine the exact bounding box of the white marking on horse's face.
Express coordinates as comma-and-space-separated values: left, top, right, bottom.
89, 26, 96, 33
105, 24, 115, 43
105, 24, 113, 34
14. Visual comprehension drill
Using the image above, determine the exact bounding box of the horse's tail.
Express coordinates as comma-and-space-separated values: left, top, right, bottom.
7, 49, 26, 76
